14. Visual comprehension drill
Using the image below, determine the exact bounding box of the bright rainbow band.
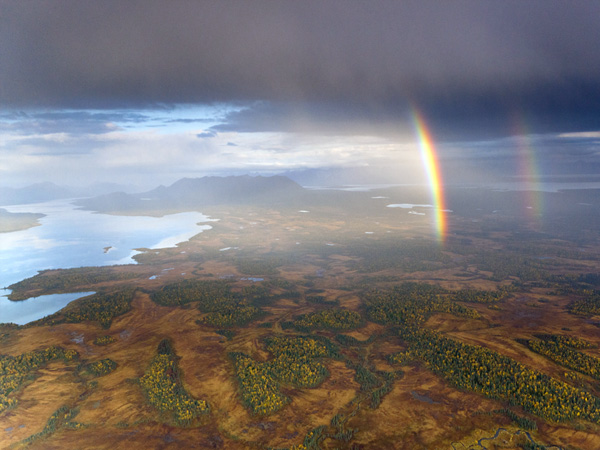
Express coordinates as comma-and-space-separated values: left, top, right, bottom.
411, 108, 447, 243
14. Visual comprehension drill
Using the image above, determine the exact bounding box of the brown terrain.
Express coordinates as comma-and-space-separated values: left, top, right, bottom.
2, 200, 600, 450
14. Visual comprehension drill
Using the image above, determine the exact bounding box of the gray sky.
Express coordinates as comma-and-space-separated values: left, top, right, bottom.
1, 0, 600, 187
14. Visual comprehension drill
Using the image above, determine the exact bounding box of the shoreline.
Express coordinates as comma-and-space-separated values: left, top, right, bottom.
0, 208, 45, 233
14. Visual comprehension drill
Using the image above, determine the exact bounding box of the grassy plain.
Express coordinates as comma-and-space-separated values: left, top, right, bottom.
2, 187, 600, 449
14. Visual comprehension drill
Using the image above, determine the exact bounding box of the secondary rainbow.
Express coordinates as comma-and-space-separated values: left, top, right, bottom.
511, 111, 544, 228
411, 108, 447, 243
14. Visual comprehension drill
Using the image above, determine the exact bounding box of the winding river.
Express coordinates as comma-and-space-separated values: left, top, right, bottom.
451, 427, 563, 450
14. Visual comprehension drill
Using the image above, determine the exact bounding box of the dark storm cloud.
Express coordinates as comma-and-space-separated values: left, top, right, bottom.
211, 101, 415, 137
2, 1, 600, 137
438, 132, 600, 183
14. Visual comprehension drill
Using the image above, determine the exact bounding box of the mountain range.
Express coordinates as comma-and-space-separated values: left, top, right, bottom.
75, 175, 306, 213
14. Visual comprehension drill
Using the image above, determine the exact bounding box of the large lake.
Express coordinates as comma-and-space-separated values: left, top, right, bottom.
0, 199, 214, 324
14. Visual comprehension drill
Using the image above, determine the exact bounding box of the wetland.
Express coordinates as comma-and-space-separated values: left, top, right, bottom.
2, 180, 600, 449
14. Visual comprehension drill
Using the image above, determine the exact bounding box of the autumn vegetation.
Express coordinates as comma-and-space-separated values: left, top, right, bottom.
526, 336, 600, 380
4, 193, 600, 449
151, 279, 261, 327
391, 327, 600, 423
7, 267, 137, 300
0, 346, 79, 413
21, 405, 84, 445
33, 289, 137, 328
93, 335, 116, 346
231, 336, 338, 415
365, 282, 480, 326
83, 358, 117, 377
139, 339, 209, 426
568, 290, 600, 316
291, 308, 362, 331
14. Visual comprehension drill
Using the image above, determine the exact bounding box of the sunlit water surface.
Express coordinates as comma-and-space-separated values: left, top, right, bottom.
0, 199, 214, 324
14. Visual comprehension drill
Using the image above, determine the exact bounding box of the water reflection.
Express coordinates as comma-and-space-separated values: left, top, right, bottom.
0, 291, 95, 325
0, 199, 214, 289
0, 199, 215, 323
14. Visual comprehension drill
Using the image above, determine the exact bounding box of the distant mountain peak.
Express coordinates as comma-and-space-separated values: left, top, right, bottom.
77, 174, 306, 213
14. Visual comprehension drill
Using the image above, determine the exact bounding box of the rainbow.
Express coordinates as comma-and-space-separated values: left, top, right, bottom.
410, 108, 447, 243
511, 112, 544, 227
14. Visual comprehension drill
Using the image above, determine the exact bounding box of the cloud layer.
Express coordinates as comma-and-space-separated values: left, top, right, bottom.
2, 1, 600, 134
2, 1, 600, 188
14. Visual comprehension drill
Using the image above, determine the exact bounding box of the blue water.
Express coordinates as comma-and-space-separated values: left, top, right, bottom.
0, 199, 215, 324
0, 292, 95, 325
